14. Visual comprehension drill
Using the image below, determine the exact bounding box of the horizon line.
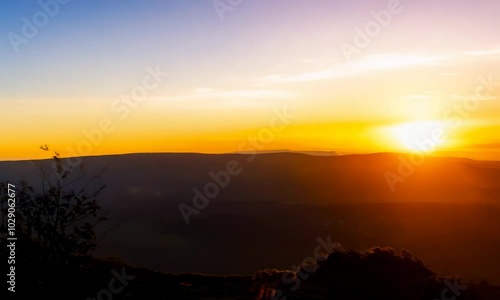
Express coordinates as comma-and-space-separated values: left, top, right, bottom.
0, 150, 497, 163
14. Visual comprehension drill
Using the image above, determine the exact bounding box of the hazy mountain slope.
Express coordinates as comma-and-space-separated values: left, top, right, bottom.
1, 153, 499, 284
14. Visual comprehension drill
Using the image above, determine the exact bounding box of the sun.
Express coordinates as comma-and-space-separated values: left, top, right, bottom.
389, 121, 448, 152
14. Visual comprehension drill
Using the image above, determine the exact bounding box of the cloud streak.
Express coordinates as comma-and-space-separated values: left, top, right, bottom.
257, 54, 447, 85
151, 89, 297, 109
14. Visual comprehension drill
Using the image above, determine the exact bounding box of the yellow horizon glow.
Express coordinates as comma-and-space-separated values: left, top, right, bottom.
2, 117, 498, 161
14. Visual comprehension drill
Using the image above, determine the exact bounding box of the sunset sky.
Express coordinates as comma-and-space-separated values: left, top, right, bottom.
1, 0, 499, 160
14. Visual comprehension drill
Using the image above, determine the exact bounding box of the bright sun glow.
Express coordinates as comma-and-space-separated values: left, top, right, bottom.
389, 121, 448, 152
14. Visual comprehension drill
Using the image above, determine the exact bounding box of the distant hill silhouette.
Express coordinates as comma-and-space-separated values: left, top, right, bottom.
233, 149, 342, 156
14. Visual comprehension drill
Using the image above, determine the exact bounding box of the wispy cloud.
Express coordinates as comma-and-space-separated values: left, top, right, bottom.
257, 54, 447, 85
301, 58, 323, 64
464, 47, 500, 57
151, 89, 297, 109
402, 94, 435, 101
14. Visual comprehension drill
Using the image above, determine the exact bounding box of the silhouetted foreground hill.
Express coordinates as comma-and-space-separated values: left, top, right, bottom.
7, 246, 499, 299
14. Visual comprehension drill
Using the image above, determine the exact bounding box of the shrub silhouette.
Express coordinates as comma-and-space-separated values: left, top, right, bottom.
0, 147, 107, 297
251, 246, 493, 300
312, 247, 439, 300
